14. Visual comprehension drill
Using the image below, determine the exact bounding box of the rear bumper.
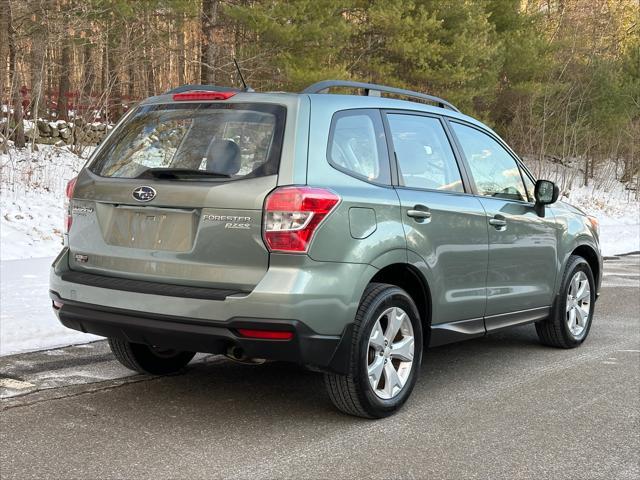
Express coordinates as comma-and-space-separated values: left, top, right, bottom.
50, 291, 353, 374
50, 248, 376, 336
49, 248, 376, 374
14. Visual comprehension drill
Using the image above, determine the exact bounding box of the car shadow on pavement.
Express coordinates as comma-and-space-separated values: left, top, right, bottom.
132, 323, 557, 422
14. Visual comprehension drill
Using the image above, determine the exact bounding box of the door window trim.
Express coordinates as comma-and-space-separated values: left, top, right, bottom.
380, 109, 474, 195
445, 118, 536, 204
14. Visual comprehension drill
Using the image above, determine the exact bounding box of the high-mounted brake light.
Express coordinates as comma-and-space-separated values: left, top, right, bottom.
172, 91, 236, 101
263, 186, 340, 253
237, 329, 294, 340
64, 177, 77, 233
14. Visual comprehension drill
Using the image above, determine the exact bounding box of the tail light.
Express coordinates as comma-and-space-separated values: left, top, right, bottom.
263, 186, 340, 253
64, 177, 77, 233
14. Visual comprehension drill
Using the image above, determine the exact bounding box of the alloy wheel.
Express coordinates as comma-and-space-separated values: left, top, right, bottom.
566, 271, 591, 338
366, 307, 415, 400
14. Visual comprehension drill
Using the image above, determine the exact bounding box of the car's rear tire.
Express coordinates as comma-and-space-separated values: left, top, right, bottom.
108, 338, 195, 375
324, 283, 423, 418
535, 255, 596, 348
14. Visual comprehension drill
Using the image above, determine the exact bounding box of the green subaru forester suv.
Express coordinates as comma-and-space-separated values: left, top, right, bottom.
50, 80, 602, 418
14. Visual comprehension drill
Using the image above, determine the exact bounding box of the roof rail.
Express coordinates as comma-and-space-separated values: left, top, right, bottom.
302, 80, 460, 112
164, 84, 241, 95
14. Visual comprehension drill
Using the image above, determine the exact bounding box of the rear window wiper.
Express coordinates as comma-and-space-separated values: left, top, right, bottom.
136, 168, 231, 179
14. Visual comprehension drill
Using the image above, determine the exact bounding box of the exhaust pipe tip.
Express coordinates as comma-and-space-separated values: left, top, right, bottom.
225, 345, 265, 365
227, 345, 245, 360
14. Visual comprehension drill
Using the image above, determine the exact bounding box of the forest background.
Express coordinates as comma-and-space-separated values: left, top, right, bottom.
1, 0, 639, 193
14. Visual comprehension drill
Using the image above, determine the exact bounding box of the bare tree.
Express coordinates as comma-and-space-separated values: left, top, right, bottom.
0, 0, 9, 145
200, 0, 220, 84
29, 0, 48, 120
7, 0, 26, 148
56, 36, 71, 120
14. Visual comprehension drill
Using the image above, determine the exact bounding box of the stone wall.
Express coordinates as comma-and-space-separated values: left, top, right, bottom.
31, 119, 113, 146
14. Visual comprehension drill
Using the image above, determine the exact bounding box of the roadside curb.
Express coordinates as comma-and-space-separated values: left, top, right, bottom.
604, 250, 639, 261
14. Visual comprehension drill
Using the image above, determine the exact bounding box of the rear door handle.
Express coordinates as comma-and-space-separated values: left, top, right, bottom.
489, 215, 507, 228
407, 205, 432, 220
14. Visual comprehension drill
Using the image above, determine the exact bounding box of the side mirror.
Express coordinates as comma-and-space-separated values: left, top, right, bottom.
534, 179, 559, 216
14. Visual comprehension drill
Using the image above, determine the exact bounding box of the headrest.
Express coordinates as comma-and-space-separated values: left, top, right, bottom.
205, 139, 241, 176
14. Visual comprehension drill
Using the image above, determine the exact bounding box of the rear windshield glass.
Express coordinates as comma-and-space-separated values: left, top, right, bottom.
90, 103, 286, 180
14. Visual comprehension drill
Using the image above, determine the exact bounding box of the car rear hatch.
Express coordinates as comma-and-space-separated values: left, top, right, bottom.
67, 94, 293, 292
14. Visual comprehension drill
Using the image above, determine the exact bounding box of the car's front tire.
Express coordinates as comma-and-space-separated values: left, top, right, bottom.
108, 338, 195, 375
535, 255, 596, 348
324, 283, 423, 418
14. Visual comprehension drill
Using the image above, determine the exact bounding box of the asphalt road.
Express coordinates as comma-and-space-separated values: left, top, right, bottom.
1, 256, 639, 479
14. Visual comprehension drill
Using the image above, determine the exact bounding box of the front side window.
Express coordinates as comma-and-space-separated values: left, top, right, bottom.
387, 114, 464, 192
90, 103, 285, 180
328, 110, 390, 184
451, 122, 527, 201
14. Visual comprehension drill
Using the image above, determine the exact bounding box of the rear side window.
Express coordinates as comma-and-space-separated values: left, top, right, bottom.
451, 122, 527, 202
328, 109, 390, 184
387, 114, 464, 192
90, 103, 286, 180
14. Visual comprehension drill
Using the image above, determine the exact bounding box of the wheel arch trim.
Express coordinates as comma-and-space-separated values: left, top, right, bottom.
363, 254, 433, 344
562, 241, 602, 295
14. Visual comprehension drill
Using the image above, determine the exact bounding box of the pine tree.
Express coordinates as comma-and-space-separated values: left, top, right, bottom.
225, 0, 354, 90
348, 0, 500, 115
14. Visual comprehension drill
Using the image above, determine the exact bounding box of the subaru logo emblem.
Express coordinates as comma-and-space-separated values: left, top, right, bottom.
132, 186, 156, 202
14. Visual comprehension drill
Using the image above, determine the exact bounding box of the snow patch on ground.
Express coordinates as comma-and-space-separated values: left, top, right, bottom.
1, 146, 97, 355
0, 256, 100, 356
526, 156, 639, 256
1, 145, 89, 261
560, 174, 640, 257
1, 188, 67, 260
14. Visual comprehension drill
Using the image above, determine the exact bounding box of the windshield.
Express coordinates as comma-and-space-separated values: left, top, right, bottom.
90, 103, 286, 180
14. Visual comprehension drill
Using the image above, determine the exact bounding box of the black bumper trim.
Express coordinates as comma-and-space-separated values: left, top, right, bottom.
49, 291, 352, 374
60, 270, 245, 301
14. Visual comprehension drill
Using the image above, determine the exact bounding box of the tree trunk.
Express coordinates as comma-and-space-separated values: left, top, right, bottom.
8, 0, 25, 147
583, 157, 589, 187
200, 0, 220, 84
146, 54, 155, 97
177, 13, 185, 86
0, 0, 9, 144
101, 35, 109, 120
82, 41, 95, 97
30, 1, 47, 120
57, 38, 72, 121
143, 11, 155, 96
46, 43, 54, 110
128, 62, 135, 99
101, 40, 108, 93
107, 37, 121, 122
621, 149, 637, 184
